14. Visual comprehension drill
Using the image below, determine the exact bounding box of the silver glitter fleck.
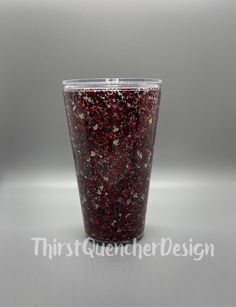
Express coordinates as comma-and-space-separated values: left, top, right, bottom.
137, 150, 143, 159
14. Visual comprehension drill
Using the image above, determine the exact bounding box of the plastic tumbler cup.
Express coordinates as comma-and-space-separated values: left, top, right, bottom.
63, 78, 162, 243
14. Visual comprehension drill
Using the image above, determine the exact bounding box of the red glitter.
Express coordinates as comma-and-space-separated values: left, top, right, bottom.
64, 86, 161, 243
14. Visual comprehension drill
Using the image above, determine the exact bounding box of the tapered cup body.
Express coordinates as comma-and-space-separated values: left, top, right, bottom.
63, 78, 161, 243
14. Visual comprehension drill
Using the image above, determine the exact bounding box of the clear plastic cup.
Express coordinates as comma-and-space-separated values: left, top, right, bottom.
63, 78, 162, 243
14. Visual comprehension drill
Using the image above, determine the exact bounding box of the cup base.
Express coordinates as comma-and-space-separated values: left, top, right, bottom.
85, 232, 144, 245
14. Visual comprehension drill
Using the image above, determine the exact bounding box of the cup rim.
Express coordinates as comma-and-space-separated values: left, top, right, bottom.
63, 78, 162, 89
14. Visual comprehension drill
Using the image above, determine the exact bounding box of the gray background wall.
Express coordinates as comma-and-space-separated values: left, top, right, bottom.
1, 0, 236, 180
0, 0, 236, 306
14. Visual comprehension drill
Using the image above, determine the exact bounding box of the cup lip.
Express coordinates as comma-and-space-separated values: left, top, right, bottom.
63, 78, 162, 89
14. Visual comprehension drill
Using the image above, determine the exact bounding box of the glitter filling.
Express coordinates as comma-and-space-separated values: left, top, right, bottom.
64, 86, 161, 243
